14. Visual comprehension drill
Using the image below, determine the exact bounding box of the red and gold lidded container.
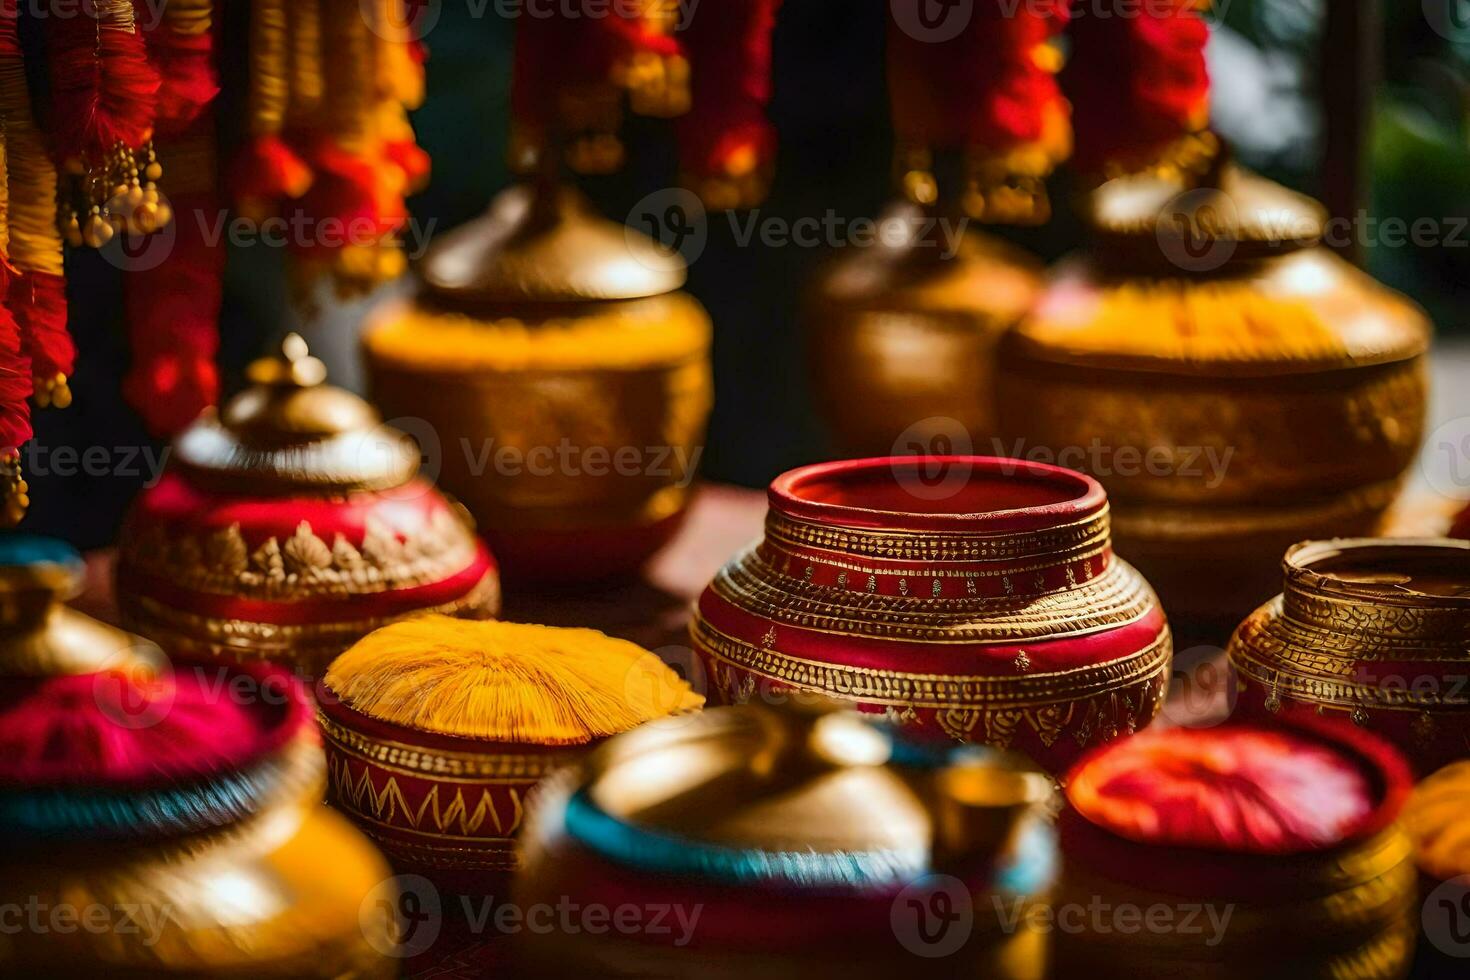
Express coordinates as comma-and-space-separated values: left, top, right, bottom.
1229, 538, 1470, 774
691, 456, 1172, 776
116, 335, 499, 677
1054, 721, 1418, 979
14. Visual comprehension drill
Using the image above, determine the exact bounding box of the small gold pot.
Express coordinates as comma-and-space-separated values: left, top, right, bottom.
362, 185, 713, 587
805, 202, 1041, 457
998, 167, 1430, 631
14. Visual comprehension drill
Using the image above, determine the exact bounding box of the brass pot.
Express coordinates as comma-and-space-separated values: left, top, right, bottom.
513, 703, 1058, 978
998, 168, 1430, 630
806, 202, 1041, 457
362, 184, 713, 586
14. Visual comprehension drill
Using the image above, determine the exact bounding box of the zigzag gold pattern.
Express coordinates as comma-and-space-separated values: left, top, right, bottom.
764, 507, 1110, 563
327, 753, 526, 839
120, 508, 480, 601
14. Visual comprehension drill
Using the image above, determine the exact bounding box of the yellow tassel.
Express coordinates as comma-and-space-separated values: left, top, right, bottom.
323, 616, 704, 745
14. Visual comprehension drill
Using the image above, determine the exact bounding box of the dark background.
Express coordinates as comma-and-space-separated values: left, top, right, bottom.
22, 0, 1470, 548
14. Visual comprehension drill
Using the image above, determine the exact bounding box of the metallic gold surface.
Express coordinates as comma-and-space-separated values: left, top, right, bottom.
174, 334, 420, 494
0, 743, 397, 977
806, 205, 1041, 457
118, 572, 500, 679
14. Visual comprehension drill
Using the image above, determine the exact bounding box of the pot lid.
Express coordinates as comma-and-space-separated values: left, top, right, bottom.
559, 703, 1054, 889
418, 183, 686, 309
1089, 164, 1325, 257
172, 334, 419, 494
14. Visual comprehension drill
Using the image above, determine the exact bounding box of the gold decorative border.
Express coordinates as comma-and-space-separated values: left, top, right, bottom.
764, 507, 1110, 564
711, 547, 1155, 642
319, 711, 575, 780
118, 572, 500, 675
119, 508, 482, 601
692, 615, 1172, 709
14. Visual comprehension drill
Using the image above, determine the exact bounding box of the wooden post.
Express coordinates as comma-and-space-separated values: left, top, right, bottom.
1319, 0, 1379, 268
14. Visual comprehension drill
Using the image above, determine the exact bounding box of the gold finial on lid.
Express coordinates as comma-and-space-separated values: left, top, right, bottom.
245, 333, 329, 389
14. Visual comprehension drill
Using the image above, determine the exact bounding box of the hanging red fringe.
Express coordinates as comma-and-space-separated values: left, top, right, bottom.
676, 0, 781, 210
1063, 0, 1212, 179
510, 1, 688, 176
887, 0, 1072, 223
144, 0, 220, 139
122, 187, 221, 437
12, 273, 71, 410
44, 0, 160, 167
0, 263, 31, 525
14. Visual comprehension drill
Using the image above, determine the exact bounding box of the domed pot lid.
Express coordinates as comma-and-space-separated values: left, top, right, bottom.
171, 334, 420, 495
417, 183, 686, 312
548, 702, 1055, 892
1009, 165, 1431, 377
0, 537, 318, 843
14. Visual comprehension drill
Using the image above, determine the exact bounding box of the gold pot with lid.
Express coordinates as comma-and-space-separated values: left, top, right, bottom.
806, 201, 1042, 456
997, 165, 1431, 632
361, 183, 713, 587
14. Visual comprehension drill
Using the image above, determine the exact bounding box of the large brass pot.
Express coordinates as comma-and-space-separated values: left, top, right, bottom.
362, 185, 713, 587
806, 202, 1041, 457
998, 168, 1430, 631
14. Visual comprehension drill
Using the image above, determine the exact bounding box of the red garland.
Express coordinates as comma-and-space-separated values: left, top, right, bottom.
43, 0, 160, 168
143, 0, 221, 139
887, 0, 1071, 222
11, 273, 72, 406
510, 3, 687, 174
0, 264, 32, 456
121, 189, 221, 437
1063, 0, 1211, 176
677, 0, 781, 209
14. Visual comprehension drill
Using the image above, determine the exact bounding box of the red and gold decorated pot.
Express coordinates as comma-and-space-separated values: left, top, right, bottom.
0, 537, 398, 977
1229, 538, 1470, 775
691, 456, 1172, 776
1054, 720, 1418, 979
513, 702, 1059, 978
362, 184, 713, 586
805, 202, 1041, 457
117, 335, 499, 678
997, 167, 1431, 633
317, 615, 702, 893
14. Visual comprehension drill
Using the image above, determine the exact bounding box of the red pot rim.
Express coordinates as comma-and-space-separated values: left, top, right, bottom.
768, 456, 1106, 534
